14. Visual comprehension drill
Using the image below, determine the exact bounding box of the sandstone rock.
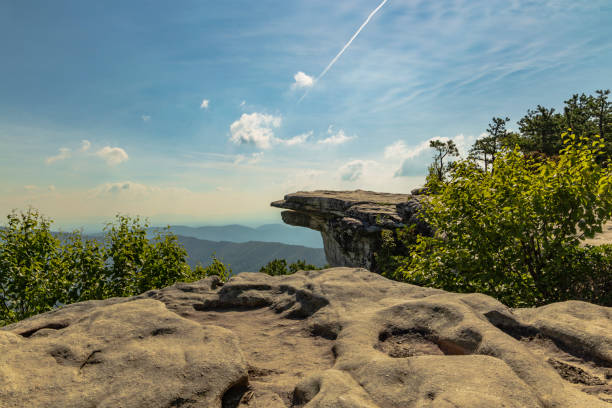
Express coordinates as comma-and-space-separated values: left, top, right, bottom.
1, 294, 248, 407
271, 190, 429, 271
2, 268, 610, 407
583, 221, 612, 246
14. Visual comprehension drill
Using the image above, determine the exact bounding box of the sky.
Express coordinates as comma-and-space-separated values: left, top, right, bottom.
1, 0, 611, 231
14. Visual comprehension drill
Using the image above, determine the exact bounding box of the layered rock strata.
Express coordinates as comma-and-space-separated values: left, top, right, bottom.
2, 268, 610, 407
271, 190, 429, 271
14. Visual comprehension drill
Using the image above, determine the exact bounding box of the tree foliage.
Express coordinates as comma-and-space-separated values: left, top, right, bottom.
407, 133, 612, 306
193, 254, 232, 283
0, 212, 230, 326
426, 139, 459, 188
506, 89, 612, 158
259, 259, 323, 276
469, 117, 512, 172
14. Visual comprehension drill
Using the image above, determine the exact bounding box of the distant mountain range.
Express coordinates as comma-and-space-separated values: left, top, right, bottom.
150, 224, 323, 249
58, 223, 327, 274
176, 236, 327, 273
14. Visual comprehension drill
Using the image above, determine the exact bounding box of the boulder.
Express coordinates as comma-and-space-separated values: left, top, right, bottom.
271, 190, 429, 271
1, 268, 610, 407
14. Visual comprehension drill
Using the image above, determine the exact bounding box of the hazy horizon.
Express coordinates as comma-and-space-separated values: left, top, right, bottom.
2, 1, 611, 227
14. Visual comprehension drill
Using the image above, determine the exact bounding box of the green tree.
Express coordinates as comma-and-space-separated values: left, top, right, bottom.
563, 93, 596, 138
61, 230, 107, 301
404, 133, 612, 306
259, 259, 322, 276
517, 105, 564, 155
288, 259, 320, 274
427, 139, 459, 184
470, 117, 511, 172
589, 89, 612, 157
0, 209, 68, 325
191, 254, 232, 283
0, 211, 218, 326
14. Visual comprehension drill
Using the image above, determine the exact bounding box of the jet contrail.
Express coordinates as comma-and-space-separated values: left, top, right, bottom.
317, 0, 388, 81
299, 0, 388, 102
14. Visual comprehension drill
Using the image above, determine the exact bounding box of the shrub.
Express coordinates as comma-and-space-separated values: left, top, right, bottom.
402, 133, 612, 307
0, 211, 222, 326
0, 209, 67, 325
191, 254, 232, 283
259, 259, 323, 276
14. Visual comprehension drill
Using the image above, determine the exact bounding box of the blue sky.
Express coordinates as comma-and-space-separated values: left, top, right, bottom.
1, 0, 611, 230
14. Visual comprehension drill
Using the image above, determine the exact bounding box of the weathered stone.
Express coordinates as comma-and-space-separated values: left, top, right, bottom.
271, 190, 428, 271
2, 268, 610, 407
0, 294, 248, 408
583, 221, 612, 246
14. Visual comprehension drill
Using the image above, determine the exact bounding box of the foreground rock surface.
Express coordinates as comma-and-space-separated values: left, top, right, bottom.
2, 268, 611, 407
271, 190, 428, 270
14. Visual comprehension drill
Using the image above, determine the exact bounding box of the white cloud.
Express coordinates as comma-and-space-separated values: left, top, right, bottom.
200, 99, 210, 109
292, 71, 314, 89
240, 100, 246, 107
45, 147, 71, 164
229, 113, 282, 149
280, 131, 312, 146
91, 181, 154, 197
317, 128, 355, 145
80, 140, 91, 152
95, 146, 129, 166
384, 139, 432, 160
234, 152, 264, 165
281, 169, 328, 192
339, 160, 365, 181
249, 152, 264, 164
141, 115, 151, 122
23, 185, 38, 191
389, 134, 477, 177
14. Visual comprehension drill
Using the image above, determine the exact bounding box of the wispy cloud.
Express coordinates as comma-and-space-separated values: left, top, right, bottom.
200, 99, 209, 109
317, 127, 355, 145
141, 115, 151, 122
280, 131, 312, 146
95, 146, 129, 166
234, 152, 264, 165
80, 140, 91, 152
45, 147, 71, 164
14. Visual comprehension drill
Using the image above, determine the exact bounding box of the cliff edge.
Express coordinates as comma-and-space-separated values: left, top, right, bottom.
271, 190, 429, 271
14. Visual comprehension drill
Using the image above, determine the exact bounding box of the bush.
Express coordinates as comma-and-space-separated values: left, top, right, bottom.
259, 259, 323, 276
401, 133, 612, 307
0, 209, 67, 325
374, 226, 418, 280
0, 211, 226, 326
192, 254, 232, 283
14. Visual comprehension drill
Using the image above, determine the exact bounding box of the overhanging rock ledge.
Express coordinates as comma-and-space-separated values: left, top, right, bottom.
271, 189, 430, 271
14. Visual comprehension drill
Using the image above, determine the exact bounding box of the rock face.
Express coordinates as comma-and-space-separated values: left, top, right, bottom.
2, 268, 610, 407
584, 221, 612, 246
271, 190, 429, 271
